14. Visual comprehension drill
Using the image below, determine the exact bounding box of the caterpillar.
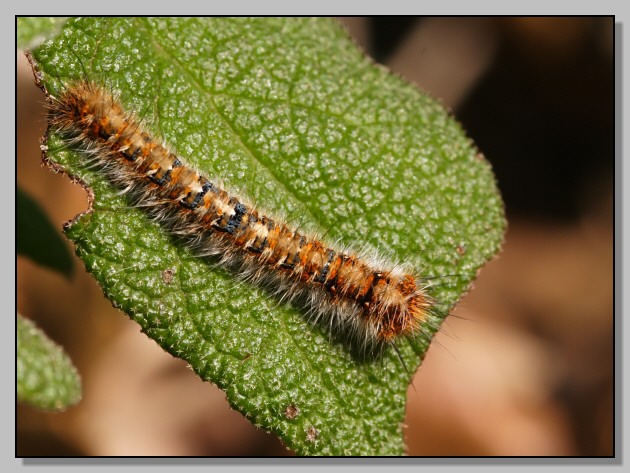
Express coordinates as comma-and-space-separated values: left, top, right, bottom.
43, 80, 434, 358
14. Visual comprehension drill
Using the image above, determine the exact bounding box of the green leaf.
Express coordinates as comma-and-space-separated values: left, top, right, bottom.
17, 314, 82, 410
17, 17, 67, 50
17, 187, 74, 278
28, 17, 506, 455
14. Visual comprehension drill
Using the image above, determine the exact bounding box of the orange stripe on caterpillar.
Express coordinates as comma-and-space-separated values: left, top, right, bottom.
46, 80, 432, 347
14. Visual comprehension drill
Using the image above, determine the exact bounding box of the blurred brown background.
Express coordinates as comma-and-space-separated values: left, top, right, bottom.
17, 17, 614, 456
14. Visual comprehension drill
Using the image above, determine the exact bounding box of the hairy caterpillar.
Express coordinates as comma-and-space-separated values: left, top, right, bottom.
42, 79, 435, 358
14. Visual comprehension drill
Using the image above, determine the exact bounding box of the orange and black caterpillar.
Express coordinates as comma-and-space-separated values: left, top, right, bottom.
45, 80, 433, 352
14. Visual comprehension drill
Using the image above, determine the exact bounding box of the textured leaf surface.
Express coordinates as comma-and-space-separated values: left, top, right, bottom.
17, 314, 82, 410
28, 17, 505, 455
17, 187, 74, 278
17, 17, 67, 50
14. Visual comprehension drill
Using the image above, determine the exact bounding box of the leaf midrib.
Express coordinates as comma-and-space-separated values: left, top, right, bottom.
137, 18, 321, 227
